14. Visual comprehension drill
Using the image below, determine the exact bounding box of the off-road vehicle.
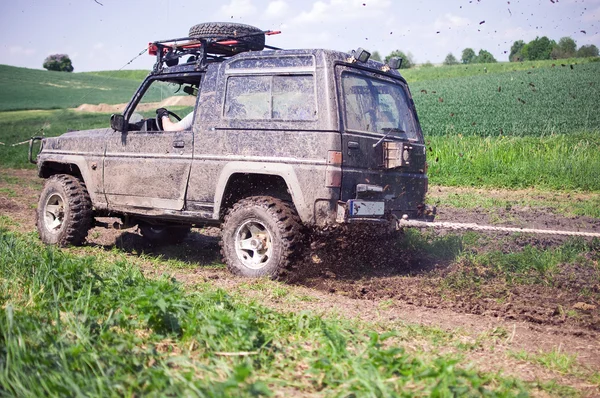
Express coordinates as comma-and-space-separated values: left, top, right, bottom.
31, 22, 434, 277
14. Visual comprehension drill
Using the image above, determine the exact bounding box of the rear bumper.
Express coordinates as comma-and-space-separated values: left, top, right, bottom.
335, 200, 436, 227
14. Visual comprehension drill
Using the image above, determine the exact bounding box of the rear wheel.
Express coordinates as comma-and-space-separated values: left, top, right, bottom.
139, 223, 191, 245
221, 196, 302, 278
36, 174, 93, 246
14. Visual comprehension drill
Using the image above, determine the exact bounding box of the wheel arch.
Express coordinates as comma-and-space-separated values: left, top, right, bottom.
213, 162, 309, 223
38, 158, 103, 206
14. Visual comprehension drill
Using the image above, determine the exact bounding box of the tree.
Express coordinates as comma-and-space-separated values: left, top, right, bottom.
509, 40, 525, 62
384, 50, 414, 69
443, 53, 458, 65
461, 48, 476, 64
576, 44, 599, 58
475, 49, 497, 63
371, 51, 382, 62
521, 36, 555, 60
43, 54, 74, 72
551, 36, 577, 59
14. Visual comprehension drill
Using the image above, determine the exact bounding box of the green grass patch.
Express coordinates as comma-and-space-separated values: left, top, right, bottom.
413, 62, 600, 136
428, 189, 600, 219
509, 348, 578, 375
442, 236, 600, 288
0, 65, 145, 111
0, 65, 186, 111
428, 133, 600, 192
402, 57, 599, 82
82, 70, 150, 81
0, 110, 112, 168
0, 229, 529, 396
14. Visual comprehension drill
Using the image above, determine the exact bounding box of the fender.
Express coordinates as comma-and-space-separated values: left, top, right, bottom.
213, 161, 309, 222
38, 153, 106, 207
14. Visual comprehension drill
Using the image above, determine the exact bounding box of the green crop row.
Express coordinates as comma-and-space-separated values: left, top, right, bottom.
0, 229, 528, 396
412, 62, 600, 137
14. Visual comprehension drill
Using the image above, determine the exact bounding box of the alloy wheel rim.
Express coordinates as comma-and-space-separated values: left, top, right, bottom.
44, 193, 65, 233
234, 219, 273, 269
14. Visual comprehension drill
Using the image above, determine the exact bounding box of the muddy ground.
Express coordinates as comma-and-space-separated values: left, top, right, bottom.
2, 168, 600, 392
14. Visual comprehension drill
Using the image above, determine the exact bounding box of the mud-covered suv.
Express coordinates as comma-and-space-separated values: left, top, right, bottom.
32, 22, 434, 277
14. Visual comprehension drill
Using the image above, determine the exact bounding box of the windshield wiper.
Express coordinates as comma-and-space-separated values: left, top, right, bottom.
372, 128, 406, 148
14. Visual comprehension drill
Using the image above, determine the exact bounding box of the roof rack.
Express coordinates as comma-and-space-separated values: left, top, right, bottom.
149, 30, 281, 73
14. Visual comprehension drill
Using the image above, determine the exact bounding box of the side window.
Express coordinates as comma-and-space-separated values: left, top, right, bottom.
224, 75, 270, 119
224, 75, 316, 121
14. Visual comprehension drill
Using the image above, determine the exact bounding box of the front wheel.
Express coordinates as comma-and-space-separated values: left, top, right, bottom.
221, 196, 303, 278
36, 174, 93, 246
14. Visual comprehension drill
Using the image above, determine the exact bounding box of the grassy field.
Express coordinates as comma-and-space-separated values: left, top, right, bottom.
412, 62, 600, 137
402, 57, 599, 82
0, 228, 529, 396
0, 65, 179, 112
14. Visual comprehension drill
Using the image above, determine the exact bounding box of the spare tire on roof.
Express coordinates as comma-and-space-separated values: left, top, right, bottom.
188, 22, 265, 51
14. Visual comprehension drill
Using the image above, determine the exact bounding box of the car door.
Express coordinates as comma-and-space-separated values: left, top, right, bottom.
103, 76, 199, 211
103, 128, 194, 210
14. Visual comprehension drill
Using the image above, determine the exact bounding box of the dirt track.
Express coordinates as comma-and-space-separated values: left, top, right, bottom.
2, 168, 600, 391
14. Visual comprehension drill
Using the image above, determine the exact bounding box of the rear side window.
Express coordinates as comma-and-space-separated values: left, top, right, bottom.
224, 75, 316, 121
341, 72, 418, 140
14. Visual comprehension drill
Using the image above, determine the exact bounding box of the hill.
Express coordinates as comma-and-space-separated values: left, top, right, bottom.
0, 65, 148, 111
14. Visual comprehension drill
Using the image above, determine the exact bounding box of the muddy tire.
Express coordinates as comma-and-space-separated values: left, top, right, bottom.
221, 196, 302, 278
36, 174, 93, 247
188, 22, 265, 51
139, 224, 191, 245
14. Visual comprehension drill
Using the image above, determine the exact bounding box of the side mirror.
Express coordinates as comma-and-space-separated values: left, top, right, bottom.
110, 114, 126, 132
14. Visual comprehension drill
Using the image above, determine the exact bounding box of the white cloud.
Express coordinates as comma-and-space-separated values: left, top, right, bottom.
9, 46, 36, 56
265, 0, 290, 19
218, 0, 257, 19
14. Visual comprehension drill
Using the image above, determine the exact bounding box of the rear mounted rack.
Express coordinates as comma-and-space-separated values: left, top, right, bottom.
149, 30, 281, 73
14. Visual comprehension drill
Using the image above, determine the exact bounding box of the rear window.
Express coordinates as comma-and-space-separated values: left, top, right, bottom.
224, 75, 316, 121
341, 72, 418, 140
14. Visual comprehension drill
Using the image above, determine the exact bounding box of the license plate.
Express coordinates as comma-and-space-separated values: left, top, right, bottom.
348, 200, 384, 216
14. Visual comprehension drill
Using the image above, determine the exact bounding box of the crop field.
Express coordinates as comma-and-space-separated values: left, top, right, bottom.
411, 62, 600, 137
1, 58, 600, 396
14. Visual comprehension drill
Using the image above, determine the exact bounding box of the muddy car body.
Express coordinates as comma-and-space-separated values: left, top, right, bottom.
33, 23, 433, 277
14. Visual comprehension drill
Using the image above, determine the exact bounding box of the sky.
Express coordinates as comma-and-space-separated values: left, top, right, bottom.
0, 0, 598, 72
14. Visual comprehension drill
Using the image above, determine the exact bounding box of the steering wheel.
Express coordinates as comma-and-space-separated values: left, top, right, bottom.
156, 110, 182, 131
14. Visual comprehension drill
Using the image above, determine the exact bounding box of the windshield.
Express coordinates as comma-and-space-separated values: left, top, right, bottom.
341, 72, 419, 141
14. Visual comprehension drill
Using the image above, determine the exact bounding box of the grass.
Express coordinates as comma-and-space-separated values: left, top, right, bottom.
428, 188, 600, 219
82, 70, 150, 81
427, 133, 600, 192
402, 228, 600, 290
0, 65, 186, 111
0, 229, 530, 396
509, 348, 578, 375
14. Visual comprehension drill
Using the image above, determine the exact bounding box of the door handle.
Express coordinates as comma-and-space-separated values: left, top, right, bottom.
348, 141, 360, 149
172, 140, 185, 148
